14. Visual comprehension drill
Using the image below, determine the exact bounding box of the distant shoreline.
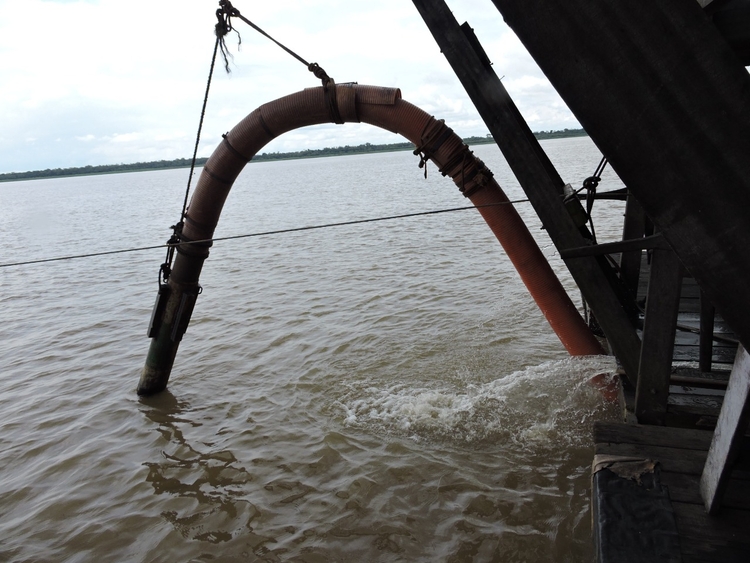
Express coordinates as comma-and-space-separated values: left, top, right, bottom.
0, 129, 587, 183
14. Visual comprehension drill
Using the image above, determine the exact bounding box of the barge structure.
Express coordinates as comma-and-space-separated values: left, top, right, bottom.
411, 0, 750, 560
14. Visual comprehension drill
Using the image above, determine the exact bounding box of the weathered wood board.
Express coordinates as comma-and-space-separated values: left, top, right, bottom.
700, 345, 750, 514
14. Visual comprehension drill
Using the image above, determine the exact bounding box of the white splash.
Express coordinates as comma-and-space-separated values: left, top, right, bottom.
336, 356, 619, 450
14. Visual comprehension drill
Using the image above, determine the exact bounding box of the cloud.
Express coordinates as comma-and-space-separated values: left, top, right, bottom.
0, 0, 577, 173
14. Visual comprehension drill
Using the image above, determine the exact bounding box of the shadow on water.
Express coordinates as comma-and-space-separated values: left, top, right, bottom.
133, 358, 616, 562
138, 391, 274, 555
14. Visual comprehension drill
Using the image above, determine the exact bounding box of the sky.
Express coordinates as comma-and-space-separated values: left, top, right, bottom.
0, 0, 580, 174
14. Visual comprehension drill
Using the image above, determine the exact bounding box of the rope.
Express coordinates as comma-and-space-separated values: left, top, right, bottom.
215, 1, 342, 123
216, 0, 336, 87
567, 156, 611, 331
0, 200, 531, 270
159, 30, 222, 285
583, 156, 608, 242
182, 37, 221, 224
563, 156, 608, 243
215, 3, 240, 73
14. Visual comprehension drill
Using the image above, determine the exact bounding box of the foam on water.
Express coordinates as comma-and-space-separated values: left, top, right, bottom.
337, 356, 619, 449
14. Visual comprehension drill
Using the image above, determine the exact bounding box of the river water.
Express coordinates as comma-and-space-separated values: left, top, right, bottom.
0, 138, 625, 562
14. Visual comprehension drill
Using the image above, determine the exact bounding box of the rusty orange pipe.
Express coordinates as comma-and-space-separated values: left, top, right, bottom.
138, 84, 603, 395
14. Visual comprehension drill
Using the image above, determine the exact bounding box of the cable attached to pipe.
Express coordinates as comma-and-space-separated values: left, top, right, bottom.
216, 0, 344, 123
161, 0, 345, 284
216, 0, 337, 89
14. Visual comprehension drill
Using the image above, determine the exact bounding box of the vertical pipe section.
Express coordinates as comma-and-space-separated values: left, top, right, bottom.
138, 85, 602, 395
139, 251, 206, 394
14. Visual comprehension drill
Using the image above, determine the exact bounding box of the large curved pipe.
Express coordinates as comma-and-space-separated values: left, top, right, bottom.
138, 84, 603, 395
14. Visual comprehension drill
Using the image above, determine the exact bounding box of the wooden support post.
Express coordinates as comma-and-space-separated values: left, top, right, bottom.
411, 0, 643, 380
619, 195, 646, 319
635, 249, 683, 425
699, 290, 716, 373
700, 345, 750, 514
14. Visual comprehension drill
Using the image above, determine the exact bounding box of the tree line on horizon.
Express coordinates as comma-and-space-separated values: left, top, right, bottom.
0, 129, 587, 182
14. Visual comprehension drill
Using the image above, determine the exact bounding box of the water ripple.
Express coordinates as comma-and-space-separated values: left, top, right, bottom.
0, 141, 627, 562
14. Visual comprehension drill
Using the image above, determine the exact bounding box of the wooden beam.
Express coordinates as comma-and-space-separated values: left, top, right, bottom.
560, 233, 666, 259
699, 290, 716, 373
619, 195, 646, 310
635, 249, 683, 425
701, 345, 750, 514
489, 0, 750, 360
594, 420, 713, 450
571, 188, 629, 201
411, 0, 642, 380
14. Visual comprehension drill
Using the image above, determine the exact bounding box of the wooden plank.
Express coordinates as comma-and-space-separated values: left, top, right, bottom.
667, 386, 725, 418
675, 500, 750, 541
676, 316, 739, 344
594, 421, 713, 450
674, 326, 738, 347
661, 471, 750, 510
673, 347, 738, 365
410, 0, 643, 383
489, 0, 750, 362
700, 290, 716, 372
700, 345, 750, 514
619, 195, 646, 313
595, 442, 709, 475
680, 538, 749, 563
672, 366, 731, 385
677, 284, 704, 300
596, 442, 750, 480
560, 234, 666, 259
668, 393, 723, 418
636, 249, 683, 425
673, 501, 750, 562
669, 386, 725, 397
594, 421, 750, 561
670, 377, 728, 389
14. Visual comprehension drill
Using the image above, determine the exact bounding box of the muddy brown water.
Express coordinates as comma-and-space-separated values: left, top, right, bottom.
0, 139, 625, 561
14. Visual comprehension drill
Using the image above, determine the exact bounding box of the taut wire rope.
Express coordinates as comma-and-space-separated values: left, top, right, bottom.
0, 200, 533, 270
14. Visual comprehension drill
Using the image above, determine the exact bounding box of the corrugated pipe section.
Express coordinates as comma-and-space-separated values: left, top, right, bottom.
138, 84, 604, 396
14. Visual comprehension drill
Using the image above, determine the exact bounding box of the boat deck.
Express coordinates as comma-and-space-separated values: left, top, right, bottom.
592, 252, 750, 562
635, 255, 738, 368
592, 421, 750, 563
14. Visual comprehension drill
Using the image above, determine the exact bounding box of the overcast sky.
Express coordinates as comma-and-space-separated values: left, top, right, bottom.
0, 0, 579, 174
